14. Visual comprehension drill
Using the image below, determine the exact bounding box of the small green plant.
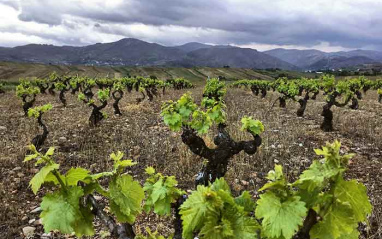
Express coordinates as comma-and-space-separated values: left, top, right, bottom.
25, 147, 146, 238
161, 79, 263, 185
54, 80, 70, 107
143, 167, 184, 216
320, 75, 353, 131
180, 178, 259, 239
27, 104, 52, 119
276, 78, 299, 108
16, 80, 40, 115
78, 88, 110, 126
112, 81, 124, 115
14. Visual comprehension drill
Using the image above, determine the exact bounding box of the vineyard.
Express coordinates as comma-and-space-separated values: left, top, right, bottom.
0, 73, 382, 239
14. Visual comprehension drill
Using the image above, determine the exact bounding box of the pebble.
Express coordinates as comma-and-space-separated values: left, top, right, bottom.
41, 233, 52, 239
93, 195, 102, 201
0, 126, 6, 131
28, 219, 35, 224
241, 180, 249, 186
22, 226, 35, 237
13, 167, 22, 171
58, 136, 67, 143
33, 219, 42, 225
30, 207, 42, 213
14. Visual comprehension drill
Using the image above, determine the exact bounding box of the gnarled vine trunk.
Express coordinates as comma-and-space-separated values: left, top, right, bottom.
279, 97, 286, 108
146, 88, 154, 102
136, 91, 146, 104
84, 87, 94, 101
59, 89, 68, 107
31, 114, 49, 150
181, 124, 262, 186
320, 102, 334, 132
71, 83, 80, 94
320, 94, 351, 132
251, 86, 260, 96
355, 90, 362, 100
38, 85, 48, 94
112, 90, 124, 115
22, 95, 36, 116
378, 94, 382, 103
48, 84, 56, 96
261, 88, 267, 98
297, 92, 309, 117
89, 101, 107, 127
349, 97, 359, 110
311, 92, 319, 100
87, 195, 135, 239
172, 196, 187, 239
294, 209, 318, 239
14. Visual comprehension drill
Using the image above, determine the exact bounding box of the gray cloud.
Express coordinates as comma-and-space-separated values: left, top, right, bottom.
1, 0, 382, 51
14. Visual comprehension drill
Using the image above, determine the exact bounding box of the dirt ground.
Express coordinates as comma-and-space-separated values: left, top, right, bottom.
0, 86, 381, 238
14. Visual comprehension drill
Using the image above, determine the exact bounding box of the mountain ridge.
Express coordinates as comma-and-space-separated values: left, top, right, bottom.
264, 48, 382, 70
1, 38, 381, 70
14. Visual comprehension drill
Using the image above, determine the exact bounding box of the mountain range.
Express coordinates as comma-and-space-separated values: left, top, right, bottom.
264, 48, 382, 70
0, 38, 381, 71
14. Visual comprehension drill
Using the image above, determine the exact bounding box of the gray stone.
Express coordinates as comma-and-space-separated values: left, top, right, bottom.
22, 226, 35, 237
58, 137, 67, 143
30, 207, 42, 213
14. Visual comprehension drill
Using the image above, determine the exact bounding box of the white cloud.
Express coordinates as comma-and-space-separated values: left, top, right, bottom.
235, 42, 355, 53
0, 0, 381, 51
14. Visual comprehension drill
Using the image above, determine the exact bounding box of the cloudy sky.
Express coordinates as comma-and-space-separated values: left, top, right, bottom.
0, 0, 381, 52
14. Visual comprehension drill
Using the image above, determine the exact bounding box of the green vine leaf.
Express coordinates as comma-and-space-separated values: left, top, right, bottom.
65, 168, 90, 186
334, 179, 372, 222
241, 116, 264, 135
40, 186, 94, 236
255, 192, 307, 239
310, 201, 358, 239
30, 163, 60, 194
109, 175, 144, 224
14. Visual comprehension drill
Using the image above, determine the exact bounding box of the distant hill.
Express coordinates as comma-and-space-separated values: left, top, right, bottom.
264, 48, 382, 70
264, 49, 326, 69
173, 42, 213, 52
172, 47, 298, 70
2, 38, 381, 71
0, 38, 296, 70
308, 56, 378, 70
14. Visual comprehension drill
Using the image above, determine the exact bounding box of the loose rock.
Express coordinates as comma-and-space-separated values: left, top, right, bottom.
22, 226, 35, 237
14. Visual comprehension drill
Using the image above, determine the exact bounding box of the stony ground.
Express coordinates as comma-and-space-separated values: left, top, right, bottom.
0, 86, 381, 238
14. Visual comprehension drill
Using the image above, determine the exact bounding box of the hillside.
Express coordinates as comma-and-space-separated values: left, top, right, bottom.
264, 48, 382, 70
0, 38, 295, 70
170, 47, 298, 70
0, 61, 275, 84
